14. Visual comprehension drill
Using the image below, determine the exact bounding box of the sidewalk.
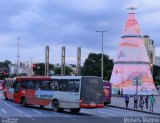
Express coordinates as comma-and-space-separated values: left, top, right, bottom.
108, 96, 160, 115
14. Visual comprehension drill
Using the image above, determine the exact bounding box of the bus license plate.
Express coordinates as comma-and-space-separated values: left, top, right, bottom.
90, 103, 96, 106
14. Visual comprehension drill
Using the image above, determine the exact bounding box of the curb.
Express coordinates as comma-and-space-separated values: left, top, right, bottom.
107, 105, 160, 116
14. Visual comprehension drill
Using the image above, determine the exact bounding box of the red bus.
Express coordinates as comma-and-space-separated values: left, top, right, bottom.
0, 80, 4, 90
13, 76, 51, 107
12, 76, 104, 113
3, 78, 15, 100
103, 81, 111, 105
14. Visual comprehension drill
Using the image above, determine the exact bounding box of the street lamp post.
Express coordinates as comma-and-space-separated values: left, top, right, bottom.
28, 57, 35, 75
96, 30, 107, 79
150, 63, 153, 77
136, 77, 138, 96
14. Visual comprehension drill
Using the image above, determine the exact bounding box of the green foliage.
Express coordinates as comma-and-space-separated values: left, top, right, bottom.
82, 53, 113, 80
19, 73, 28, 76
33, 63, 55, 76
153, 65, 160, 86
0, 60, 12, 69
0, 60, 11, 79
54, 66, 73, 76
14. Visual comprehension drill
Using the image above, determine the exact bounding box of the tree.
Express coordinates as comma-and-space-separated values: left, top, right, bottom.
54, 66, 73, 76
82, 53, 113, 80
0, 60, 11, 69
153, 65, 160, 86
33, 63, 55, 76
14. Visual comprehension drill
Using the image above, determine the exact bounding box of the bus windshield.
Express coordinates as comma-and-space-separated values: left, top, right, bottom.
0, 80, 4, 90
81, 77, 103, 104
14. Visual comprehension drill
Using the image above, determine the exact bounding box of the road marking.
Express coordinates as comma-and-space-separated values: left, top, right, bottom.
99, 115, 112, 120
81, 110, 95, 114
25, 114, 36, 120
33, 109, 42, 114
0, 100, 23, 114
1, 109, 7, 113
64, 115, 78, 122
99, 111, 114, 116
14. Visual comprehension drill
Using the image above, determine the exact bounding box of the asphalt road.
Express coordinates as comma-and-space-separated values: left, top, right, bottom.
0, 91, 159, 123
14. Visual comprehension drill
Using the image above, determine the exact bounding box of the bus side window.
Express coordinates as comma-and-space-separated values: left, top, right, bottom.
21, 80, 27, 89
68, 79, 80, 92
15, 82, 20, 92
35, 81, 40, 90
58, 80, 67, 92
51, 80, 59, 91
47, 81, 53, 91
27, 81, 34, 89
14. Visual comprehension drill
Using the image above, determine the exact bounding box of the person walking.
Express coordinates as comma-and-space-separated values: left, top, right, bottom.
145, 95, 149, 110
124, 95, 129, 108
149, 94, 156, 112
139, 96, 144, 110
134, 94, 138, 109
118, 89, 120, 97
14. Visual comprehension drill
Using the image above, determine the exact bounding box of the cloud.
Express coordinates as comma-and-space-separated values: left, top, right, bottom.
0, 0, 160, 65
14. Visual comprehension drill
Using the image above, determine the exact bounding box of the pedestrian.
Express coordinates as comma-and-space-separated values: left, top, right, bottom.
118, 89, 120, 97
145, 95, 149, 110
124, 95, 129, 108
134, 94, 138, 109
149, 94, 156, 112
139, 96, 144, 110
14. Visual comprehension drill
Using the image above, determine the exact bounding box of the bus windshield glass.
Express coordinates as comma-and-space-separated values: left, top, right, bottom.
81, 77, 103, 104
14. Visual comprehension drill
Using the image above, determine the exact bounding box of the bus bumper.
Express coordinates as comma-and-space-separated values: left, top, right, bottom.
80, 103, 104, 108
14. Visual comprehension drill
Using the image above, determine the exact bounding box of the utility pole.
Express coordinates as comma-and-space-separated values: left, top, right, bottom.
16, 37, 20, 76
28, 57, 35, 75
28, 57, 35, 67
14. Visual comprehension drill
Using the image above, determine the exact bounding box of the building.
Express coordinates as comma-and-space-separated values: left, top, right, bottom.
143, 35, 155, 65
155, 56, 160, 66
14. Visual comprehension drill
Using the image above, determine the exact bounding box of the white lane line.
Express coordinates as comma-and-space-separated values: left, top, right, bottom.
64, 115, 78, 122
1, 108, 7, 113
25, 114, 36, 120
99, 111, 114, 116
33, 109, 42, 114
0, 100, 23, 114
81, 110, 95, 114
0, 99, 36, 120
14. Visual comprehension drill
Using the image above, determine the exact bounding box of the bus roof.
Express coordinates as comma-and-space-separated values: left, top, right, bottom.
5, 78, 16, 81
50, 76, 102, 80
16, 76, 51, 80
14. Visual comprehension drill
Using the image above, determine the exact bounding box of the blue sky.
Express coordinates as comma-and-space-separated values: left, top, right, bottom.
0, 0, 160, 65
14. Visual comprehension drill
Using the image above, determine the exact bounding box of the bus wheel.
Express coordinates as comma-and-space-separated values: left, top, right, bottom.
52, 100, 60, 112
5, 93, 8, 100
104, 102, 107, 106
40, 105, 44, 108
22, 98, 27, 107
70, 108, 81, 113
